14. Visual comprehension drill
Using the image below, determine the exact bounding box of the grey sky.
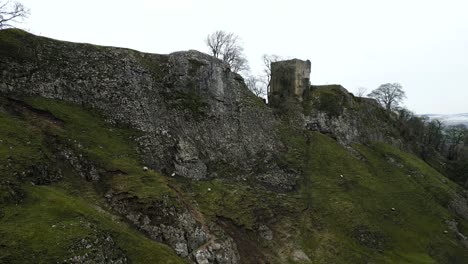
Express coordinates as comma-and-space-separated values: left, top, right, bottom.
18, 0, 468, 114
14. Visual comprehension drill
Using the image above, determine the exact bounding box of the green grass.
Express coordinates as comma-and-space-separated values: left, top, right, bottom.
183, 123, 468, 263
0, 112, 46, 168
0, 185, 184, 263
25, 97, 177, 202
186, 178, 303, 229
0, 97, 184, 262
304, 85, 352, 116
0, 28, 37, 61
26, 98, 139, 167
0, 111, 48, 203
297, 132, 468, 263
277, 124, 308, 171
1, 93, 468, 263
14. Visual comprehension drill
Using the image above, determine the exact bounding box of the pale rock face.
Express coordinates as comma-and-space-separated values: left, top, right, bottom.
175, 242, 189, 257
0, 35, 296, 263
304, 111, 360, 144
450, 192, 468, 221
174, 138, 207, 180
0, 36, 294, 190
302, 86, 403, 149
0, 30, 421, 263
292, 249, 311, 262
258, 224, 273, 241
64, 222, 128, 263
193, 238, 240, 264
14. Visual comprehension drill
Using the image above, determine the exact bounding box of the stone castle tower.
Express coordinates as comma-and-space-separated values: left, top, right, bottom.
268, 59, 311, 107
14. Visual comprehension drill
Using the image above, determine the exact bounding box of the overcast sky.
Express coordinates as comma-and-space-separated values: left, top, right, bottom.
17, 0, 468, 114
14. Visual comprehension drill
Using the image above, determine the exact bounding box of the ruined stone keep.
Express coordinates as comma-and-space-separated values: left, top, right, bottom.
268, 59, 311, 107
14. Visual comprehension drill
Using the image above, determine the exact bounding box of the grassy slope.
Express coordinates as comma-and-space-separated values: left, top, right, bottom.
176, 124, 468, 263
299, 132, 468, 264
1, 29, 467, 263
0, 186, 182, 263
0, 97, 184, 263
0, 97, 466, 264
25, 98, 177, 202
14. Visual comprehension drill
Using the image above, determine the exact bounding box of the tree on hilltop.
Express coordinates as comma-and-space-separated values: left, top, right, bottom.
245, 75, 266, 97
260, 54, 283, 95
0, 1, 29, 29
205, 30, 249, 74
368, 83, 406, 111
354, 86, 368, 97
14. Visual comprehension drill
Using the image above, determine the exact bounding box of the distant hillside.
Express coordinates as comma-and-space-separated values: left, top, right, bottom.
424, 113, 468, 127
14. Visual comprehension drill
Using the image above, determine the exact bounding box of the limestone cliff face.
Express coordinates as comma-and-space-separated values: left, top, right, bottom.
4, 29, 467, 264
303, 85, 401, 147
0, 30, 400, 179
0, 29, 295, 190
0, 29, 299, 263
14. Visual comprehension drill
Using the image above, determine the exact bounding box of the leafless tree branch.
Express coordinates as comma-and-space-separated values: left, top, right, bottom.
354, 87, 368, 97
261, 54, 283, 95
205, 30, 249, 74
0, 1, 30, 29
245, 75, 266, 97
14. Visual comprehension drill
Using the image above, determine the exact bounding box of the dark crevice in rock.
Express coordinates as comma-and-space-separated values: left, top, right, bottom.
216, 216, 269, 264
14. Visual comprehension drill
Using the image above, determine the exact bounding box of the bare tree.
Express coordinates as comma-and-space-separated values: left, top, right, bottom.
261, 54, 283, 95
368, 83, 406, 111
205, 30, 249, 74
0, 1, 29, 29
245, 75, 266, 97
354, 87, 368, 97
425, 119, 445, 151
223, 41, 249, 73
445, 124, 467, 160
206, 30, 232, 58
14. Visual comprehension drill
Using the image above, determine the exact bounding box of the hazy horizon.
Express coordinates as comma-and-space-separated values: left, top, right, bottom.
17, 0, 468, 115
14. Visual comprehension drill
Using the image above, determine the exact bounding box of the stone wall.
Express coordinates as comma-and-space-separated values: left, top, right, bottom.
268, 59, 311, 107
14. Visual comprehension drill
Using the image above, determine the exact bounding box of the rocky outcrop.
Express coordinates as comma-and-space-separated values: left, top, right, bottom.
0, 29, 291, 263
449, 191, 468, 221
105, 191, 239, 263
446, 219, 468, 248
303, 85, 401, 146
0, 29, 294, 190
2, 29, 468, 264
0, 29, 404, 263
65, 232, 128, 264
